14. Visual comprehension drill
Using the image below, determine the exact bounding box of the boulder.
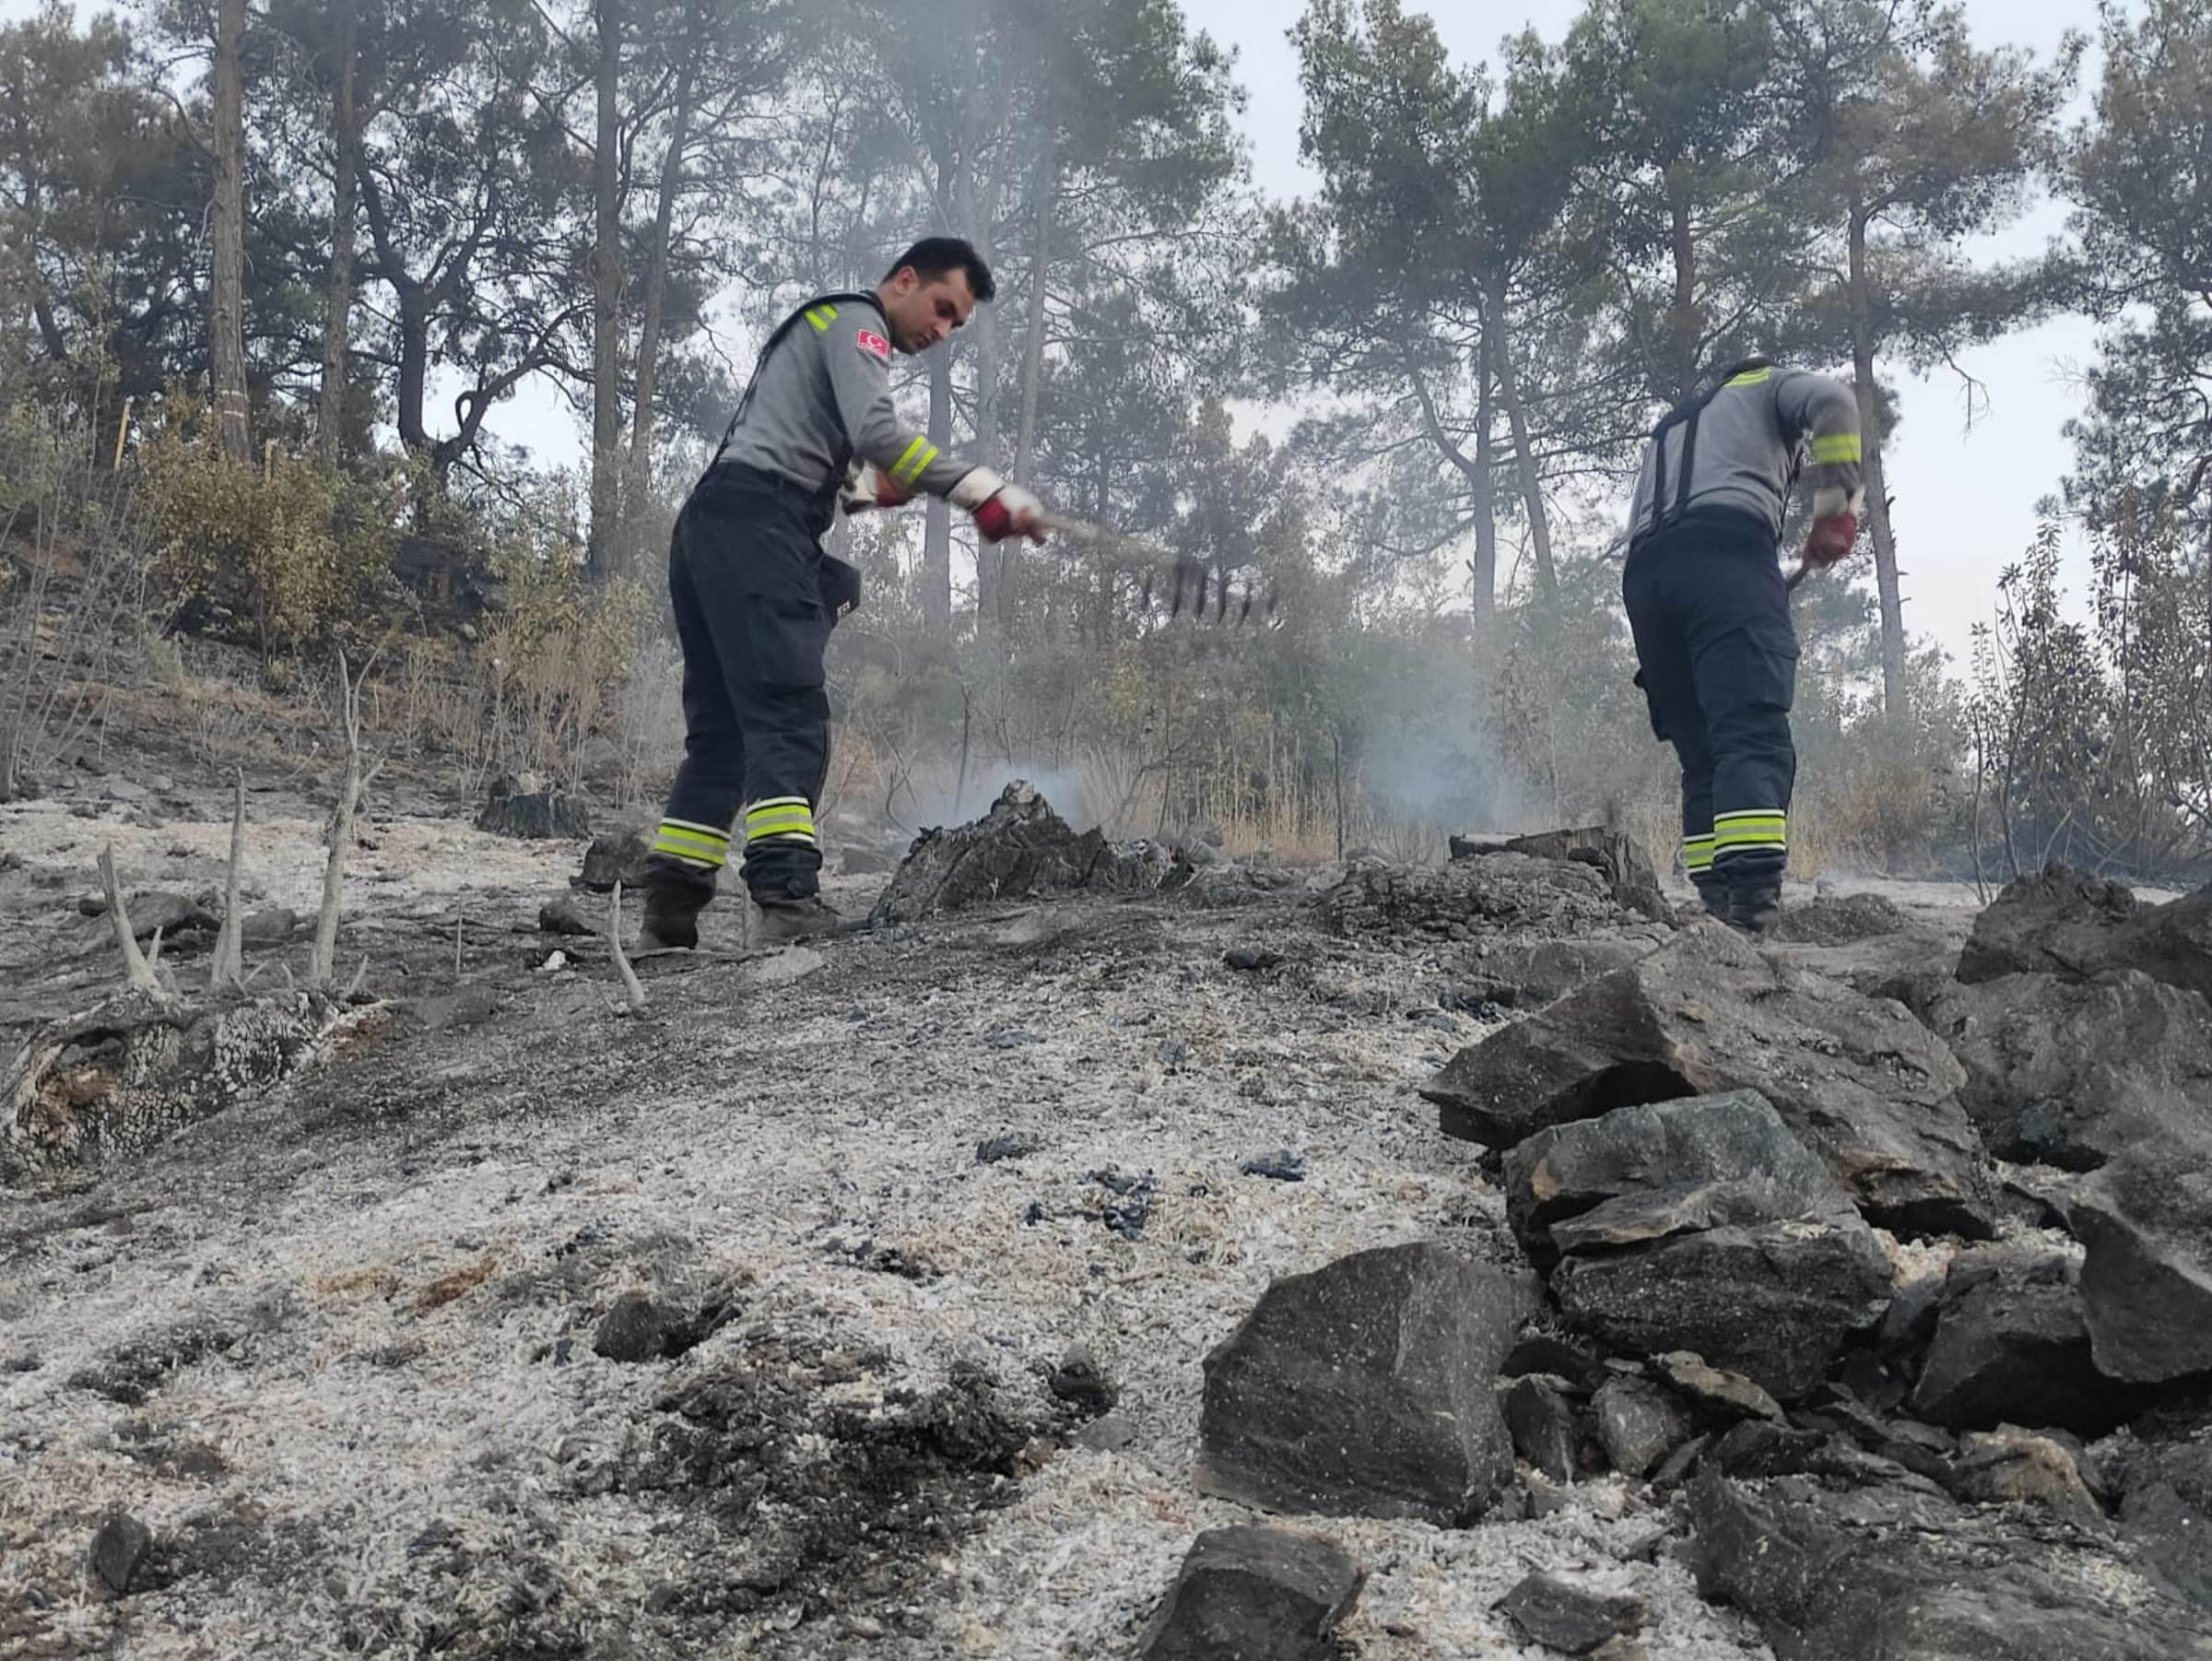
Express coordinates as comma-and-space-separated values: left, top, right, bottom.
477, 780, 591, 841
1553, 1219, 1893, 1401
1688, 1470, 2212, 1661
1503, 1090, 1855, 1266
1952, 1426, 2105, 1527
574, 820, 659, 893
1194, 1243, 1537, 1526
1654, 1352, 1785, 1424
1505, 1376, 1582, 1483
1909, 1246, 2131, 1433
1452, 938, 1662, 1011
1957, 866, 2212, 1004
870, 783, 1189, 926
2110, 1439, 2212, 1610
1495, 1572, 1647, 1655
1594, 1375, 1694, 1479
1135, 1526, 1364, 1661
1919, 971, 2212, 1172
2071, 1144, 2212, 1384
1424, 924, 1994, 1239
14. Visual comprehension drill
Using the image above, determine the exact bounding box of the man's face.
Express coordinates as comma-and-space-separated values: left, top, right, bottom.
882, 266, 977, 354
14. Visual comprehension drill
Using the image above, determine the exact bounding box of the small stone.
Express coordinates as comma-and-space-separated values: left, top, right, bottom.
976, 1133, 1043, 1165
1506, 1376, 1582, 1483
89, 1512, 152, 1597
1653, 1352, 1785, 1423
741, 946, 825, 987
592, 1293, 668, 1363
1495, 1573, 1647, 1655
538, 897, 595, 937
986, 1028, 1044, 1049
240, 907, 298, 946
1072, 1413, 1137, 1453
1594, 1375, 1693, 1480
1135, 1526, 1364, 1661
1049, 1345, 1120, 1418
1240, 1149, 1306, 1183
1225, 947, 1283, 972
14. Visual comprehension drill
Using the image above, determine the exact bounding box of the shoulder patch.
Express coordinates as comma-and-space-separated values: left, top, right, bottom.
855, 328, 891, 364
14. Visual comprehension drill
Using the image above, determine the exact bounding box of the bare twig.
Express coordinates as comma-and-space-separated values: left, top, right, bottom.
210, 769, 247, 989
345, 956, 370, 999
99, 844, 165, 998
607, 882, 646, 1014
312, 651, 371, 989
454, 913, 465, 978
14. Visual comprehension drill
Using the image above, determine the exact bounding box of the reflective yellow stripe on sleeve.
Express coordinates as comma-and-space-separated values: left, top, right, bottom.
890, 436, 936, 487
1726, 368, 1773, 387
1811, 433, 1862, 465
806, 303, 840, 332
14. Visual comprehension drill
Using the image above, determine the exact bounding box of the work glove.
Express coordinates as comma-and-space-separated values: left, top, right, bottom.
949, 467, 1048, 545
838, 463, 909, 516
1804, 512, 1859, 568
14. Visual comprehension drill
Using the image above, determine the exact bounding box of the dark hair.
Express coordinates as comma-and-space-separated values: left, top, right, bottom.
885, 236, 995, 304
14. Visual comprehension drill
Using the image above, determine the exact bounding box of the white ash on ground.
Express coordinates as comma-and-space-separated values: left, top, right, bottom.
1, 786, 1774, 1659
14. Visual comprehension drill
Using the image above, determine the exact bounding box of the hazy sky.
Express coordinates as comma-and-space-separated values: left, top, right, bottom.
8, 0, 2112, 670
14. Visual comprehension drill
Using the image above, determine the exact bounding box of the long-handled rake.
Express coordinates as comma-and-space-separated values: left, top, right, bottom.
1041, 513, 1276, 628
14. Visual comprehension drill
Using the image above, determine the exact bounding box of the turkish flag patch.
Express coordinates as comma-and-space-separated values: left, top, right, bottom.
856, 329, 890, 363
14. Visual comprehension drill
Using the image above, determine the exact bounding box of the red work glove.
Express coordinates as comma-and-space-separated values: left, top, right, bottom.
1804, 512, 1859, 567
972, 482, 1047, 545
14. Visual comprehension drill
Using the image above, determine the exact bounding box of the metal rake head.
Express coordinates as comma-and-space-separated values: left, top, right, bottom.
1139, 555, 1277, 628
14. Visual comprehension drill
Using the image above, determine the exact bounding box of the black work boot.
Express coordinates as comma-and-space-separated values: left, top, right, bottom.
1690, 871, 1731, 921
636, 885, 705, 954
752, 889, 841, 945
1725, 879, 1783, 937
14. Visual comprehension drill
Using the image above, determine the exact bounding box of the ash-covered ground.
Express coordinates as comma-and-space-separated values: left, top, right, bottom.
6, 751, 2206, 1661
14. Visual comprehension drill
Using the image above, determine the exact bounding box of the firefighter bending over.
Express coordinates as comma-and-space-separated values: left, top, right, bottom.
638, 236, 1046, 951
1621, 357, 1865, 935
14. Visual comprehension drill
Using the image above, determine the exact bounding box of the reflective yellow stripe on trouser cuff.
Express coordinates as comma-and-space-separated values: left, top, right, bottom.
1683, 836, 1716, 873
1713, 811, 1787, 854
653, 819, 731, 868
744, 798, 817, 846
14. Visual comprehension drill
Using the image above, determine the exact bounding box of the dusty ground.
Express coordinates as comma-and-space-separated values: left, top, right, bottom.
0, 745, 2016, 1659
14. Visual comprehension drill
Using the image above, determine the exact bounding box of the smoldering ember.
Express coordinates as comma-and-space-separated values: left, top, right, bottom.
5, 0, 2212, 1657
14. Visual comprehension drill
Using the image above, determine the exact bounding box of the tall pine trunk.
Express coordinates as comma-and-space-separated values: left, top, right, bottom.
316, 0, 359, 464
1482, 277, 1558, 610
628, 6, 701, 548
1471, 328, 1497, 634
209, 0, 251, 463
587, 0, 625, 579
1667, 194, 1699, 403
1849, 212, 1909, 721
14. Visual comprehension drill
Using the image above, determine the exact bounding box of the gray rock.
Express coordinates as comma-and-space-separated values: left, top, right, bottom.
1425, 924, 1994, 1239
239, 907, 298, 947
1496, 1572, 1647, 1655
871, 783, 1188, 925
89, 1511, 152, 1597
2072, 1144, 2212, 1384
574, 820, 658, 892
1194, 1243, 1537, 1525
1654, 1352, 1785, 1423
1505, 1375, 1582, 1483
1070, 1413, 1137, 1454
1688, 1469, 2212, 1660
538, 896, 596, 937
1503, 1335, 1612, 1396
1768, 893, 1913, 946
1594, 1375, 1694, 1479
1453, 938, 1661, 1010
1504, 1090, 1854, 1266
1921, 971, 2212, 1171
741, 947, 825, 987
1048, 1345, 1118, 1418
106, 890, 218, 940
1325, 854, 1633, 943
1239, 1149, 1306, 1183
1135, 1526, 1364, 1661
976, 1132, 1043, 1165
1911, 1248, 2131, 1433
1709, 1418, 1826, 1478
1554, 1219, 1893, 1402
592, 1293, 668, 1363
1958, 867, 2212, 1004
2113, 1440, 2212, 1609
1952, 1426, 2105, 1527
